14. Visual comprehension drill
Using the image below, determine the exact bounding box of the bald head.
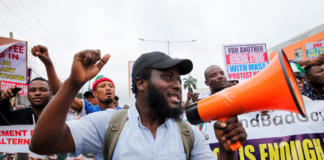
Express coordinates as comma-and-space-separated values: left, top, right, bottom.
205, 65, 222, 79
204, 65, 227, 94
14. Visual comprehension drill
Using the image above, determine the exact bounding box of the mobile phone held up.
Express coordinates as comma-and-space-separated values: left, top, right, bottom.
188, 87, 193, 93
11, 87, 21, 97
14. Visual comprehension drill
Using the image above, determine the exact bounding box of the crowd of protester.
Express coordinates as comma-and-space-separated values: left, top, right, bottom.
0, 44, 323, 160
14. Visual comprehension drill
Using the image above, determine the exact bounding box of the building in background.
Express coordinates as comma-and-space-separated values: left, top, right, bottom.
268, 24, 324, 61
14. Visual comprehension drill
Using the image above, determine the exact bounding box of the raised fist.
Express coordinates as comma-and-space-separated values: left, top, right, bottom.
69, 49, 110, 85
31, 45, 52, 65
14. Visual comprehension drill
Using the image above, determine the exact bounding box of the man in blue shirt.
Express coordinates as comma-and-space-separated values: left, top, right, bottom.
113, 95, 123, 110
74, 75, 117, 114
30, 50, 247, 160
83, 89, 98, 105
35, 45, 117, 115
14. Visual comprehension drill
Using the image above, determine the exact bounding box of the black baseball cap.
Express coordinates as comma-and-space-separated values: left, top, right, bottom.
132, 52, 193, 82
83, 89, 93, 98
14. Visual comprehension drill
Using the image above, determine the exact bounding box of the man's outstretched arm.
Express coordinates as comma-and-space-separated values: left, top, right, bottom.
29, 49, 110, 155
32, 45, 83, 112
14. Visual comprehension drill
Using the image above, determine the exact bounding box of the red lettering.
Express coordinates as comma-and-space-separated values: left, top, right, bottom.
313, 43, 323, 48
19, 46, 23, 53
30, 130, 33, 136
9, 130, 14, 136
0, 131, 9, 136
21, 130, 27, 136
0, 52, 4, 58
15, 130, 21, 136
8, 46, 13, 52
253, 71, 259, 75
1, 138, 6, 144
24, 138, 29, 145
8, 53, 19, 60
12, 138, 17, 145
13, 45, 18, 53
12, 54, 18, 60
18, 138, 23, 144
7, 138, 12, 144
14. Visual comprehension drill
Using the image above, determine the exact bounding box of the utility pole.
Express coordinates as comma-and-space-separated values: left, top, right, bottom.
139, 38, 197, 56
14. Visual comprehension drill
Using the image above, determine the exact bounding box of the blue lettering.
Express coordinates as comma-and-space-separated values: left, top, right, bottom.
262, 63, 266, 69
239, 65, 243, 71
249, 64, 254, 71
258, 63, 262, 70
243, 65, 247, 71
229, 65, 237, 72
254, 64, 258, 70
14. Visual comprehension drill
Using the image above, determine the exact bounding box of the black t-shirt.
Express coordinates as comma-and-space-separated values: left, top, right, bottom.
0, 99, 38, 125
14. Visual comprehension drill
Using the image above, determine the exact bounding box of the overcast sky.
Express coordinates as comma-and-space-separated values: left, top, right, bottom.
1, 0, 324, 106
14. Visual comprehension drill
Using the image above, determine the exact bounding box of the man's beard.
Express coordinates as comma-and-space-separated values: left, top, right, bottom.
104, 98, 113, 105
147, 82, 183, 121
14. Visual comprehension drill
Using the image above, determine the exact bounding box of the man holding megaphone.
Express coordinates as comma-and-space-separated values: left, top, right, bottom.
30, 50, 248, 160
187, 49, 307, 151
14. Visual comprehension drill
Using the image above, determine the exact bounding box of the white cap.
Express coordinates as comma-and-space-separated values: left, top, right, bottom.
290, 63, 299, 73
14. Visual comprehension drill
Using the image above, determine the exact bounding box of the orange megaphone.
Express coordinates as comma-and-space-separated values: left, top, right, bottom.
186, 49, 306, 151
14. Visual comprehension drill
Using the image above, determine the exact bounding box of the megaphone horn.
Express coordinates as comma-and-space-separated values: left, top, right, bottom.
186, 49, 306, 151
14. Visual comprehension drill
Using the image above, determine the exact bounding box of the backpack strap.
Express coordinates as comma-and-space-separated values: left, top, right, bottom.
176, 119, 194, 160
103, 109, 128, 160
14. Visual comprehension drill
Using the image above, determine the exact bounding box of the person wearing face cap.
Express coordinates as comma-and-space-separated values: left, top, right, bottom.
30, 50, 247, 160
83, 89, 98, 105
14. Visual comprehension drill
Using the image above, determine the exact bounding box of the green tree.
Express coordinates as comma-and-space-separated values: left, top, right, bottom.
76, 92, 83, 99
183, 74, 197, 90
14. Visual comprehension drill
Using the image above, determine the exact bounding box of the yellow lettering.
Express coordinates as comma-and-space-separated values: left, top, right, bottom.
279, 142, 291, 160
11, 68, 16, 73
13, 75, 19, 80
295, 140, 304, 160
290, 141, 298, 160
313, 139, 324, 160
0, 66, 5, 72
238, 147, 245, 160
259, 144, 268, 160
268, 143, 279, 160
20, 75, 24, 81
213, 148, 219, 157
245, 145, 256, 160
303, 139, 316, 160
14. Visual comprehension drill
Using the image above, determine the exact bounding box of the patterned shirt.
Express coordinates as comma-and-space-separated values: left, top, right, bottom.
302, 82, 324, 100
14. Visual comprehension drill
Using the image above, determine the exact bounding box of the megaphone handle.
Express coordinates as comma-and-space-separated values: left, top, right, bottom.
218, 117, 242, 151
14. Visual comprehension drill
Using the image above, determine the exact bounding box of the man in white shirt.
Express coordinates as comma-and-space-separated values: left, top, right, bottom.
30, 50, 247, 160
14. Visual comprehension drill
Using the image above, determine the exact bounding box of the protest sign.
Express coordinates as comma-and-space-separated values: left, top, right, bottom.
128, 61, 135, 97
305, 41, 324, 60
0, 125, 33, 152
223, 44, 268, 80
0, 41, 28, 84
0, 80, 28, 95
200, 101, 324, 159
